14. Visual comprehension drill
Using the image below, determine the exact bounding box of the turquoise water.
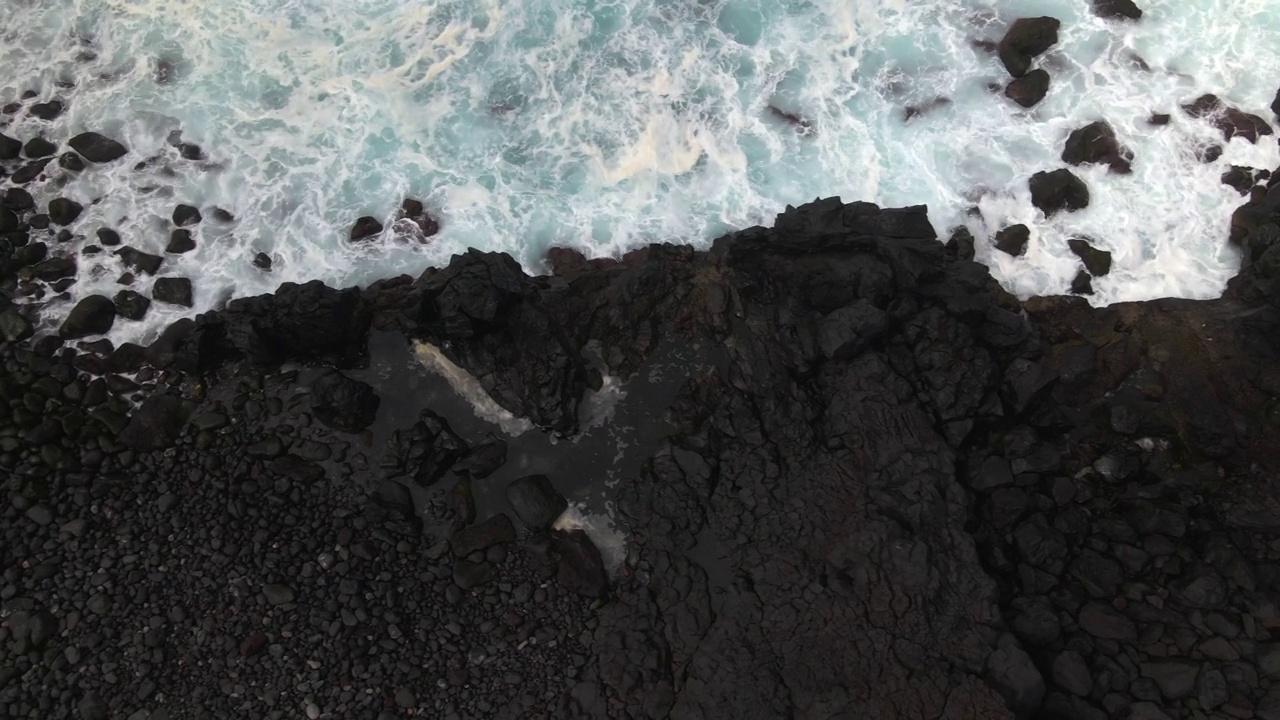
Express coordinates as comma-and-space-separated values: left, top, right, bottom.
3, 0, 1280, 342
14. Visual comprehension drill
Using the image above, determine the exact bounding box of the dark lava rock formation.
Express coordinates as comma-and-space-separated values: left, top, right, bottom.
3, 186, 1280, 720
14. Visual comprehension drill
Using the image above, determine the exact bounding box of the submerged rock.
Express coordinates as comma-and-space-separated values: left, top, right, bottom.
1092, 0, 1142, 20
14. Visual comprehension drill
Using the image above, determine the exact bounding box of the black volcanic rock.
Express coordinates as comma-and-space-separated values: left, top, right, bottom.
1062, 121, 1133, 173
113, 289, 151, 321
29, 100, 64, 120
1068, 238, 1112, 276
220, 279, 371, 367
60, 295, 115, 338
1182, 94, 1274, 143
349, 216, 383, 241
24, 137, 57, 159
999, 17, 1060, 77
1092, 0, 1142, 20
1005, 69, 1051, 108
0, 132, 20, 160
153, 277, 193, 307
166, 229, 195, 254
3, 187, 35, 211
97, 228, 121, 246
58, 151, 86, 172
506, 475, 568, 529
309, 369, 379, 432
1070, 269, 1093, 294
47, 198, 83, 226
1030, 168, 1090, 217
116, 246, 163, 275
172, 204, 201, 227
995, 224, 1031, 256
68, 132, 128, 163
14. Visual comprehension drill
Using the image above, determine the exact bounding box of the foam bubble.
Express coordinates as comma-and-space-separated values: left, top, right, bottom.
1, 0, 1278, 343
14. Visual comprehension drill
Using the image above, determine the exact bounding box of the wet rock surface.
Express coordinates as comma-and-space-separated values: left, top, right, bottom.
2, 191, 1280, 720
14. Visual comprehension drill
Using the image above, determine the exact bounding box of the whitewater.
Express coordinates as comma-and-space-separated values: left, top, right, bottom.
2, 0, 1279, 344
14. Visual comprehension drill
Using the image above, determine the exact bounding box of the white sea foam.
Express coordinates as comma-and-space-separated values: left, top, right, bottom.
411, 340, 533, 435
2, 0, 1279, 344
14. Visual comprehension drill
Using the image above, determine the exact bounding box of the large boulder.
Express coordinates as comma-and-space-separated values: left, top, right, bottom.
0, 132, 21, 160
1181, 94, 1274, 143
220, 280, 372, 367
1062, 121, 1133, 173
309, 369, 380, 432
1005, 69, 1051, 108
998, 17, 1061, 78
68, 132, 128, 163
1030, 169, 1090, 217
60, 295, 115, 338
506, 475, 568, 529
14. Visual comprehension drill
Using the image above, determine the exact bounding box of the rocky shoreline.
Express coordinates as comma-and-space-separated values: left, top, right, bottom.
2, 179, 1280, 718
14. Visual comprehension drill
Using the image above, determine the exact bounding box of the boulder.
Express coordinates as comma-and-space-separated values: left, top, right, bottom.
506, 475, 568, 529
1062, 121, 1133, 173
113, 290, 151, 321
24, 137, 57, 159
309, 369, 380, 432
0, 132, 20, 160
0, 307, 33, 343
350, 216, 383, 241
1181, 94, 1274, 143
946, 227, 976, 262
12, 159, 51, 184
97, 228, 121, 246
987, 637, 1046, 715
1091, 0, 1142, 20
1070, 270, 1093, 295
1005, 69, 1051, 108
998, 17, 1061, 77
58, 152, 85, 172
453, 439, 508, 479
30, 101, 64, 121
116, 246, 163, 275
1222, 166, 1267, 195
68, 132, 128, 163
153, 277, 193, 307
34, 257, 76, 282
399, 198, 441, 238
59, 295, 115, 338
47, 198, 84, 226
382, 409, 466, 486
1030, 169, 1090, 217
121, 393, 191, 451
252, 252, 271, 270
3, 187, 35, 211
1068, 238, 1112, 276
166, 229, 195, 254
995, 225, 1030, 257
172, 204, 201, 227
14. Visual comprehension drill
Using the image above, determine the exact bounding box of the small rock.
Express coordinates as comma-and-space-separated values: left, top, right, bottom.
252, 252, 272, 270
263, 584, 295, 606
1091, 0, 1142, 21
59, 152, 86, 172
30, 100, 65, 121
116, 246, 164, 275
97, 228, 122, 246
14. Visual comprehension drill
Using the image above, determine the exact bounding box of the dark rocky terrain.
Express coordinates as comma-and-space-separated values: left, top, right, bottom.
2, 182, 1280, 718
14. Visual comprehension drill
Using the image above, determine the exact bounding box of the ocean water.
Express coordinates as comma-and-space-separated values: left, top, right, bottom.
3, 0, 1280, 344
